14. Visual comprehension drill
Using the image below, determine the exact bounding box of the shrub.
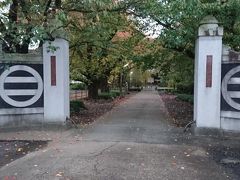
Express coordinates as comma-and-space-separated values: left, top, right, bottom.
98, 92, 114, 100
175, 83, 194, 94
110, 90, 121, 97
176, 94, 194, 104
70, 83, 86, 90
70, 100, 86, 114
98, 91, 121, 100
156, 87, 175, 94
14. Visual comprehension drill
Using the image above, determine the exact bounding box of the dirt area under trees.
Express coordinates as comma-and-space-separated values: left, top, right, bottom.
0, 140, 48, 168
160, 93, 193, 127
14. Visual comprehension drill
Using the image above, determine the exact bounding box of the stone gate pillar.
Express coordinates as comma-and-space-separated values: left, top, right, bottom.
43, 38, 70, 123
194, 16, 223, 129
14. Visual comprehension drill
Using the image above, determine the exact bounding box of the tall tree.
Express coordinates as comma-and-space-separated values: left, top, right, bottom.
0, 0, 65, 53
69, 4, 144, 98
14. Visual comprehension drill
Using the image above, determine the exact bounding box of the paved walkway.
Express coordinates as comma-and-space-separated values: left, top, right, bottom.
0, 90, 239, 180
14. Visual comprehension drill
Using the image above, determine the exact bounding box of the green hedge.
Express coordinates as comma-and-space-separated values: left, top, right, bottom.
110, 90, 121, 97
70, 83, 86, 90
98, 91, 121, 100
175, 83, 194, 94
176, 94, 194, 104
70, 100, 87, 114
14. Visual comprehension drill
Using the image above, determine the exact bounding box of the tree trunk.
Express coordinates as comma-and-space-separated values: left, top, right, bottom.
3, 0, 31, 53
88, 81, 99, 99
119, 72, 123, 95
99, 77, 109, 93
3, 0, 18, 53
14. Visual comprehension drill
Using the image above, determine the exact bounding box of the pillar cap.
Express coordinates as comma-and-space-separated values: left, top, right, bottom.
198, 16, 223, 36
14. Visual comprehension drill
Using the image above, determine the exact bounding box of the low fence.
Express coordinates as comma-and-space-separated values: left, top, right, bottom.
70, 88, 129, 101
70, 90, 88, 100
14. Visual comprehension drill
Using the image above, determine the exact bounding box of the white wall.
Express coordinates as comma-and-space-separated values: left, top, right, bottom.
221, 117, 240, 131
194, 36, 222, 128
43, 39, 70, 123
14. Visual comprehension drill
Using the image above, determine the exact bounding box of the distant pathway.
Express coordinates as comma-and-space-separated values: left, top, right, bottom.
0, 89, 239, 180
80, 89, 177, 144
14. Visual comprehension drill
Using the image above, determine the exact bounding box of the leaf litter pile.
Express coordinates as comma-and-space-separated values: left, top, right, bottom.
70, 93, 135, 126
0, 140, 47, 167
160, 93, 193, 127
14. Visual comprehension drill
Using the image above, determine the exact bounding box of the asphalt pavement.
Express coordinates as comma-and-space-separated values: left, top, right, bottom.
0, 89, 240, 180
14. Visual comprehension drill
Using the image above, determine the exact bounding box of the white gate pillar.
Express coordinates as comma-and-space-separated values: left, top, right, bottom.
194, 16, 223, 129
43, 38, 70, 123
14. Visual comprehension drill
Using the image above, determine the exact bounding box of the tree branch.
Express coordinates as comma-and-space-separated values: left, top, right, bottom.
44, 0, 52, 16
126, 10, 174, 30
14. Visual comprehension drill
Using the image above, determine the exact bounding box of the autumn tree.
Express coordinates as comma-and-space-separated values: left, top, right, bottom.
69, 5, 144, 98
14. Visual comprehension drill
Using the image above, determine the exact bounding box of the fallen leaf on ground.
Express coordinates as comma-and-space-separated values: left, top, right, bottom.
17, 148, 23, 152
56, 172, 64, 177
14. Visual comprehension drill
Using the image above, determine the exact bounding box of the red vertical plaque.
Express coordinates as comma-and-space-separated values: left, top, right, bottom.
51, 56, 56, 86
206, 55, 212, 88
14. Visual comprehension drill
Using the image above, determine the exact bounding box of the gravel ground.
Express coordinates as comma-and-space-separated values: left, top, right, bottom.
208, 145, 240, 178
0, 140, 48, 168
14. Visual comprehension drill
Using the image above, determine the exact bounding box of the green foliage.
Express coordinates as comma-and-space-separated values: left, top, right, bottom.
0, 1, 68, 53
132, 0, 240, 95
70, 100, 87, 114
175, 83, 194, 95
157, 87, 175, 94
110, 90, 121, 97
98, 93, 113, 100
130, 68, 145, 87
176, 94, 194, 104
98, 91, 121, 100
4, 0, 240, 98
98, 92, 115, 100
133, 0, 240, 52
46, 42, 60, 53
70, 83, 87, 90
69, 1, 144, 98
166, 55, 194, 92
138, 45, 194, 93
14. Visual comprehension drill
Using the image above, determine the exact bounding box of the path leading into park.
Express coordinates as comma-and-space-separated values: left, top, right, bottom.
0, 90, 240, 180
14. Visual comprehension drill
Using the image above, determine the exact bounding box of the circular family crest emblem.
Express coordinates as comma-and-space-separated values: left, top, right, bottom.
222, 65, 240, 110
0, 65, 43, 107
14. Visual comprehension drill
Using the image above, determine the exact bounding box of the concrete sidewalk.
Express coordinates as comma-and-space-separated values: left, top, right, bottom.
0, 90, 239, 180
